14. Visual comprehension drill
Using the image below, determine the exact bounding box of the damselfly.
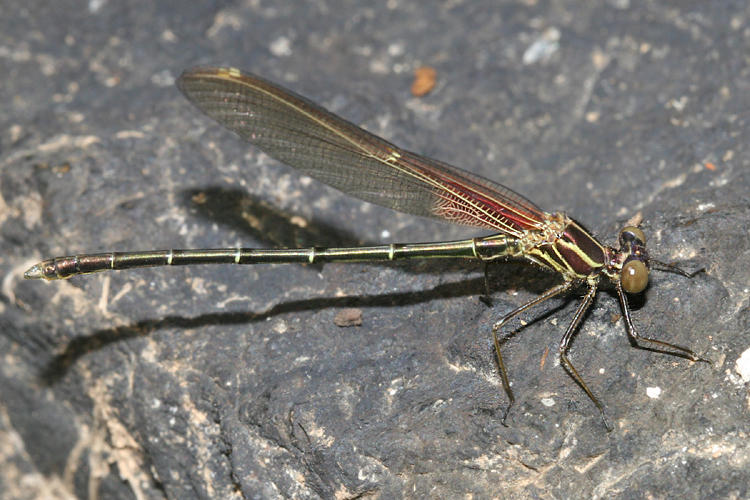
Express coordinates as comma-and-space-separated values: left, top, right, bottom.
25, 66, 707, 429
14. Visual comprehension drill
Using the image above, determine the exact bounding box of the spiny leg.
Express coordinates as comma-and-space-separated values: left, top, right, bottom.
557, 282, 613, 431
650, 259, 704, 279
480, 263, 493, 307
491, 281, 574, 424
615, 281, 709, 363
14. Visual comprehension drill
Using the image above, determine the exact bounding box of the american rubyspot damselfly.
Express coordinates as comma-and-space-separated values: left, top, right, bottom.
25, 66, 707, 429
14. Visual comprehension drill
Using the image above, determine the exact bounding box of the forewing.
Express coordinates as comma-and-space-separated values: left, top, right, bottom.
177, 67, 547, 235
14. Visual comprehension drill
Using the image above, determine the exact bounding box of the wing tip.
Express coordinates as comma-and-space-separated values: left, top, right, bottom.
178, 66, 246, 88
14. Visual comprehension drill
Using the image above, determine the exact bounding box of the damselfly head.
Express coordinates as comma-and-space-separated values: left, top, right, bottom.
617, 226, 650, 294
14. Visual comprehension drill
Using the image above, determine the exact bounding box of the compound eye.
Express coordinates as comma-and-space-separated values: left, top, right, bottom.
621, 259, 649, 293
619, 226, 646, 246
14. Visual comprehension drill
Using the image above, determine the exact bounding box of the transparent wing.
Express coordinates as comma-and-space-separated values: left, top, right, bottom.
177, 66, 548, 235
